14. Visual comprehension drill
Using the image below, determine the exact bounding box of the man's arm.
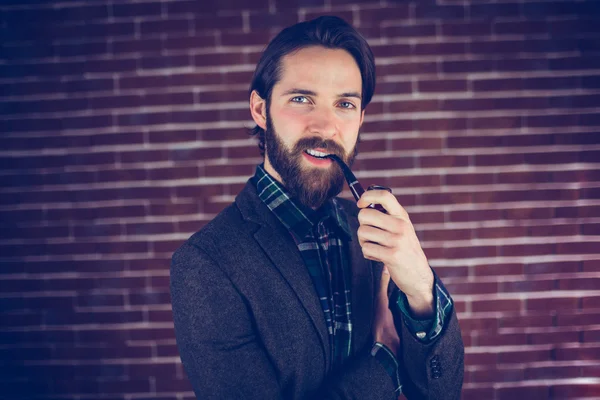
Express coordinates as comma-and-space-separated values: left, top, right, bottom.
170, 243, 400, 400
390, 274, 464, 400
356, 190, 465, 399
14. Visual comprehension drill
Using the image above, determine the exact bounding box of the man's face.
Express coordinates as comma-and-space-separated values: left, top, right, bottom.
262, 46, 365, 209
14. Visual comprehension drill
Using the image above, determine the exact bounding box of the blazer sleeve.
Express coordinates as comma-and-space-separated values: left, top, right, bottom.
170, 242, 400, 400
392, 287, 465, 400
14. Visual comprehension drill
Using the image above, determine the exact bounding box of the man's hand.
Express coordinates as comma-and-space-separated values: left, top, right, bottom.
374, 266, 400, 355
357, 190, 435, 318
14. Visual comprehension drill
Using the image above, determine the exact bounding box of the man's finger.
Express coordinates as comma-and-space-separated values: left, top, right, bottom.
357, 190, 410, 222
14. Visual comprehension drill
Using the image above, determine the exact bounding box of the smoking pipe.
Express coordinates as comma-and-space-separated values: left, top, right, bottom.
326, 154, 391, 214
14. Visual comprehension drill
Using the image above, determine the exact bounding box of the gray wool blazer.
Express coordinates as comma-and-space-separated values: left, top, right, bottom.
170, 181, 464, 400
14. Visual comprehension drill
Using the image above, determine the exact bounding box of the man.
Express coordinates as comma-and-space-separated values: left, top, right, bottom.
170, 16, 464, 399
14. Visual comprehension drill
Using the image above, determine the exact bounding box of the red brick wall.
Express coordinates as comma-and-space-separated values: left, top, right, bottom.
1, 1, 599, 399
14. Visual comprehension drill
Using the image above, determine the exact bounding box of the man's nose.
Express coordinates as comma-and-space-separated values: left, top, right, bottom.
308, 108, 338, 139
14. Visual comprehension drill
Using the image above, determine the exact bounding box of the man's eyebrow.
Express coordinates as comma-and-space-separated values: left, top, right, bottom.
281, 88, 317, 97
339, 91, 362, 100
281, 88, 362, 99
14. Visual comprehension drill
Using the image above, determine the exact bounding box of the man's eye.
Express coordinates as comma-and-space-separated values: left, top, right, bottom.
291, 96, 309, 103
339, 101, 356, 109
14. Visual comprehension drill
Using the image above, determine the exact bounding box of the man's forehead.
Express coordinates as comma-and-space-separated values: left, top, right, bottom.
274, 47, 363, 95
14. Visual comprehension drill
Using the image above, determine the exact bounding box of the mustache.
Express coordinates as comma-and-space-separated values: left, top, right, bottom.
292, 137, 346, 159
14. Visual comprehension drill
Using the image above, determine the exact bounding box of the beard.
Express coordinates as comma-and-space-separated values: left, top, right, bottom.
264, 112, 358, 209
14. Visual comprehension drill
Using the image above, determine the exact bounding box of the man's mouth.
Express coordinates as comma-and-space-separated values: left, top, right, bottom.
304, 149, 331, 159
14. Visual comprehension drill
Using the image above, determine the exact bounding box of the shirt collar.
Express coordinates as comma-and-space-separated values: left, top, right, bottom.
251, 164, 351, 241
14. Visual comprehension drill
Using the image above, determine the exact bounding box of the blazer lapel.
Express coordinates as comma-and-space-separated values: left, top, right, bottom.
236, 182, 330, 372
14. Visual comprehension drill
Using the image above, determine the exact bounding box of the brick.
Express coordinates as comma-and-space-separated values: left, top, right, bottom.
495, 20, 549, 35
558, 277, 600, 291
555, 345, 600, 361
25, 260, 126, 274
583, 328, 600, 342
552, 382, 600, 398
504, 207, 554, 220
475, 333, 528, 347
446, 281, 498, 296
474, 263, 524, 277
126, 257, 170, 271
472, 299, 522, 313
449, 209, 503, 223
415, 4, 465, 19
499, 347, 554, 364
557, 242, 600, 255
525, 364, 580, 380
149, 309, 174, 322
419, 192, 472, 206
408, 211, 444, 225
420, 155, 469, 168
529, 224, 579, 237
422, 228, 471, 242
414, 42, 466, 56
470, 366, 525, 383
435, 266, 469, 279
525, 261, 581, 275
128, 292, 171, 306
76, 294, 125, 308
475, 226, 527, 240
556, 311, 600, 326
155, 377, 194, 392
497, 58, 550, 72
381, 23, 436, 39
462, 387, 495, 400
379, 60, 438, 76
500, 279, 556, 293
417, 79, 467, 93
496, 385, 550, 400
464, 351, 497, 366
582, 260, 600, 272
125, 222, 176, 235
445, 172, 494, 186
57, 41, 110, 58
441, 21, 491, 36
388, 99, 439, 113
127, 362, 178, 378
442, 59, 494, 73
529, 330, 580, 344
120, 74, 169, 90
371, 44, 411, 59
470, 115, 522, 130
302, 11, 353, 24
140, 54, 192, 70
140, 19, 192, 36
113, 2, 162, 17
500, 314, 554, 329
527, 297, 579, 311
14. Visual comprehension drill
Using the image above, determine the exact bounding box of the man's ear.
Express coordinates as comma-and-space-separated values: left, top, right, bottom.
359, 108, 365, 128
250, 90, 267, 130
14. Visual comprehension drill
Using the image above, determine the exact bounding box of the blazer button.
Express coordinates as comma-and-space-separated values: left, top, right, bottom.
430, 355, 442, 379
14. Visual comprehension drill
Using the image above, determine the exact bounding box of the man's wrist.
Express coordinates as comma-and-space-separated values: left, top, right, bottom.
405, 290, 435, 318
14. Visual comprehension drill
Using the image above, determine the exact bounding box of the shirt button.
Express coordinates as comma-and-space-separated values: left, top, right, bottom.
416, 331, 427, 339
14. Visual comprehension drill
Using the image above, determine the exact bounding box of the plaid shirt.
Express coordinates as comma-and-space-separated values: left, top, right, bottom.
251, 164, 454, 392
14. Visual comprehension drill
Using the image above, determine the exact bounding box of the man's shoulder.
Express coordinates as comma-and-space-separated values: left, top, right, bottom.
176, 201, 246, 253
171, 180, 264, 263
